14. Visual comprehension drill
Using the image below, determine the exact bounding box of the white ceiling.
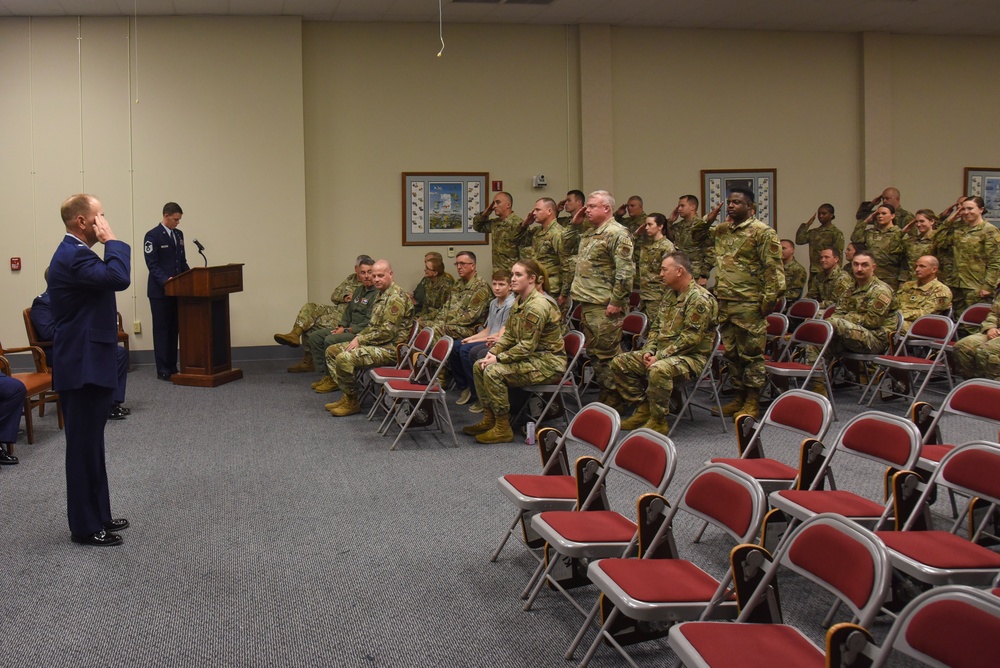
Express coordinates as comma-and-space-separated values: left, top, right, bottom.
0, 0, 996, 36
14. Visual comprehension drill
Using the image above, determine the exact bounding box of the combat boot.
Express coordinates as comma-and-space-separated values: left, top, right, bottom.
476, 413, 515, 444
739, 390, 762, 420
463, 408, 496, 436
642, 416, 671, 436
712, 392, 746, 417
274, 326, 303, 348
313, 376, 338, 393
620, 402, 651, 430
809, 380, 828, 398
325, 395, 348, 411
329, 394, 361, 417
288, 350, 314, 373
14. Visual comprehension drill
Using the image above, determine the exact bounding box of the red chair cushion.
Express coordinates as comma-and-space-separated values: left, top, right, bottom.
599, 559, 728, 603
537, 510, 636, 543
906, 599, 1000, 667
775, 490, 885, 518
876, 531, 1000, 569
674, 623, 824, 667
502, 474, 576, 501
920, 443, 954, 464
712, 457, 797, 481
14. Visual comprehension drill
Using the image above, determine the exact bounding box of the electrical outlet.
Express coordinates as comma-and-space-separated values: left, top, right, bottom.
133, 321, 141, 334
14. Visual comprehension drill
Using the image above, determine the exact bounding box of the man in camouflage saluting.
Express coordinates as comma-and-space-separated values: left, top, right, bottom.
667, 194, 714, 286
524, 197, 570, 308
568, 190, 635, 400
424, 251, 492, 341
609, 252, 718, 435
711, 187, 784, 419
473, 192, 528, 274
325, 260, 415, 417
463, 258, 566, 444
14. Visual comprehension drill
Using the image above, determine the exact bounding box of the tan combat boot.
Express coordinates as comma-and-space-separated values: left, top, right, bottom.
739, 390, 762, 420
712, 392, 746, 417
313, 375, 338, 393
463, 408, 496, 436
642, 415, 671, 436
329, 394, 361, 417
809, 380, 828, 398
476, 413, 515, 444
274, 326, 303, 348
620, 402, 651, 430
288, 350, 314, 373
325, 395, 347, 411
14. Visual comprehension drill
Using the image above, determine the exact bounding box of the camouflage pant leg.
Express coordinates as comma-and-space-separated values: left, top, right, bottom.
827, 316, 888, 354
718, 300, 767, 392
437, 325, 476, 341
306, 327, 333, 371
314, 304, 347, 330
294, 302, 337, 331
579, 303, 625, 390
324, 342, 349, 378
953, 333, 988, 379
647, 356, 702, 420
972, 337, 1000, 379
609, 351, 648, 404
334, 346, 396, 395
473, 358, 565, 415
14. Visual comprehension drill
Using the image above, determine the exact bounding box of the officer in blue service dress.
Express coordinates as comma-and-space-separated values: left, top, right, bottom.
144, 202, 190, 380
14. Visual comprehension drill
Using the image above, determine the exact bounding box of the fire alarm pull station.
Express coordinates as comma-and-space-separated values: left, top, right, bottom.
10, 257, 21, 271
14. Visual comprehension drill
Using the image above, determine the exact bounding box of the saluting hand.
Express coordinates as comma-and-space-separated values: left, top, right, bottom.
93, 213, 116, 243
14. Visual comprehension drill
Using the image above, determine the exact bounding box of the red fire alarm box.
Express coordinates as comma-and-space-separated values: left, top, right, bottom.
10, 257, 20, 271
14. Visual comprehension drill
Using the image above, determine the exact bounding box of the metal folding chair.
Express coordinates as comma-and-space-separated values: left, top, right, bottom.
377, 336, 457, 450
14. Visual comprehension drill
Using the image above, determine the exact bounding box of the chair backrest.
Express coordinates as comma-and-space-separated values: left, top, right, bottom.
677, 463, 767, 544
756, 388, 833, 446
622, 312, 647, 337
563, 402, 621, 459
23, 308, 49, 347
429, 336, 452, 364
564, 330, 586, 361
820, 305, 836, 319
896, 313, 955, 353
957, 302, 993, 329
788, 298, 820, 320
608, 429, 677, 495
628, 291, 641, 310
765, 313, 788, 338
831, 411, 922, 474
902, 440, 1000, 532
412, 326, 434, 355
738, 514, 890, 628
872, 585, 1000, 668
940, 378, 1000, 426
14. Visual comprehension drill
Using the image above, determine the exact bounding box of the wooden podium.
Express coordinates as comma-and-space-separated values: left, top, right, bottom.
164, 264, 244, 387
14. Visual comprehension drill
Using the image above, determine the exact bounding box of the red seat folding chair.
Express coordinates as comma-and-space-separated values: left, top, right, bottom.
517, 330, 586, 428
951, 301, 992, 338
768, 411, 922, 546
875, 441, 1000, 603
786, 297, 819, 332
491, 403, 621, 563
521, 430, 678, 614
671, 329, 729, 436
764, 319, 837, 417
668, 513, 891, 668
764, 312, 788, 362
365, 326, 434, 419
628, 290, 641, 312
568, 463, 767, 667
620, 311, 648, 352
377, 336, 456, 450
835, 311, 904, 399
860, 313, 956, 410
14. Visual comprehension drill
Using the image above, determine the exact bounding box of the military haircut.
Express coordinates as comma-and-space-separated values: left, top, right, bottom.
60, 194, 95, 223
566, 189, 585, 203
355, 254, 373, 266
853, 250, 876, 263
589, 190, 616, 210
680, 194, 699, 208
491, 269, 511, 282
628, 195, 643, 206
162, 201, 183, 217
664, 251, 693, 276
537, 197, 557, 212
358, 255, 375, 267
781, 238, 795, 246
497, 191, 513, 207
823, 245, 842, 259
457, 250, 476, 264
728, 187, 755, 203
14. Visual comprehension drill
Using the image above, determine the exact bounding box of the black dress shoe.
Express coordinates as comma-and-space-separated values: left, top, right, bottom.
118, 406, 131, 416
104, 518, 129, 532
108, 405, 128, 420
157, 372, 173, 381
0, 449, 17, 465
71, 530, 123, 547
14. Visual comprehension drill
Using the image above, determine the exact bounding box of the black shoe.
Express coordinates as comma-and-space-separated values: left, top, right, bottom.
71, 530, 123, 547
118, 405, 131, 416
108, 405, 128, 420
104, 518, 129, 532
157, 372, 173, 381
0, 450, 18, 465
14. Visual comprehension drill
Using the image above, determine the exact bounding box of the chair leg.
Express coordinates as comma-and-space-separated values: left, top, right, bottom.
389, 397, 427, 451
436, 394, 458, 447
567, 599, 603, 661
520, 558, 548, 600
523, 556, 561, 610
491, 513, 523, 562
23, 399, 35, 445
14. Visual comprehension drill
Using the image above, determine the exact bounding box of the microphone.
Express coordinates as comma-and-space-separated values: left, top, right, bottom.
193, 238, 208, 267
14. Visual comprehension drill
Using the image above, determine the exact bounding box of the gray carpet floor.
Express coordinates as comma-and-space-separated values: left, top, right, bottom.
0, 360, 986, 667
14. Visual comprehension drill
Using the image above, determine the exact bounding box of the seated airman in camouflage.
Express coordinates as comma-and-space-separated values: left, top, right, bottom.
424, 251, 492, 341
463, 259, 566, 444
807, 246, 853, 309
324, 260, 415, 417
609, 252, 718, 435
953, 292, 1000, 380
411, 252, 455, 321
896, 255, 952, 333
827, 250, 899, 356
275, 254, 368, 373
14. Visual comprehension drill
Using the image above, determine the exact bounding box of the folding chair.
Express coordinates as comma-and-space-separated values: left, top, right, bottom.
763, 312, 788, 362
377, 336, 456, 450
521, 430, 677, 614
516, 330, 586, 428
769, 411, 922, 543
952, 301, 993, 338
860, 585, 1000, 667
764, 319, 836, 417
668, 513, 891, 668
834, 311, 904, 400
568, 463, 767, 667
785, 297, 819, 332
911, 378, 1000, 472
670, 329, 728, 436
364, 325, 434, 419
628, 290, 641, 312
0, 343, 62, 447
620, 311, 648, 352
860, 313, 956, 410
491, 403, 621, 563
875, 441, 1000, 605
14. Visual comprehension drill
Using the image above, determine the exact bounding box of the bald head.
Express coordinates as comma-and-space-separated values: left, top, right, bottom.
372, 259, 393, 290
880, 187, 901, 208
913, 255, 939, 285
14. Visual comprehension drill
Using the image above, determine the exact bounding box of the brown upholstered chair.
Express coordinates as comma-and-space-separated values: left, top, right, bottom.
0, 342, 63, 449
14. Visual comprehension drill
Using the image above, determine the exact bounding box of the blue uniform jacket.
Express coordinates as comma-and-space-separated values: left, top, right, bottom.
144, 224, 189, 298
48, 236, 131, 392
31, 291, 55, 341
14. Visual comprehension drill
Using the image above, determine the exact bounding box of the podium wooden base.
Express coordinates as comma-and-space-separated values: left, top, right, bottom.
172, 368, 243, 388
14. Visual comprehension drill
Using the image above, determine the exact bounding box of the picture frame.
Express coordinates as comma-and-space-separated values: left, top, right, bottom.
700, 168, 777, 228
964, 167, 1000, 226
402, 172, 490, 246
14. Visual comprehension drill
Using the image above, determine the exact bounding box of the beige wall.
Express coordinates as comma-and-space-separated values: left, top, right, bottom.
3, 18, 999, 351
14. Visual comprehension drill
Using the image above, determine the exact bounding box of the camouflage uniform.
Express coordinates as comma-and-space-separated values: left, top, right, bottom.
426, 273, 492, 340
851, 220, 905, 289
897, 278, 952, 332
326, 282, 414, 395
637, 236, 676, 312
472, 212, 527, 273
932, 224, 958, 288
669, 216, 714, 282
712, 216, 784, 392
895, 207, 916, 229
556, 215, 588, 257
610, 282, 717, 420
953, 293, 1000, 380
570, 220, 635, 390
292, 273, 361, 333
901, 230, 935, 283
307, 283, 379, 371
827, 276, 898, 354
794, 223, 844, 278
616, 212, 648, 286
782, 258, 808, 300
472, 289, 566, 415
807, 265, 854, 309
531, 222, 569, 299
413, 274, 455, 321
941, 219, 1000, 315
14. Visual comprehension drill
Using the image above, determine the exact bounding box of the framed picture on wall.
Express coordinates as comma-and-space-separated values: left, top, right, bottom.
965, 167, 1000, 226
700, 169, 777, 228
402, 172, 490, 245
